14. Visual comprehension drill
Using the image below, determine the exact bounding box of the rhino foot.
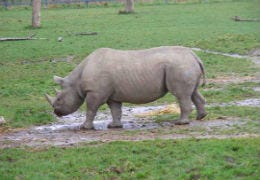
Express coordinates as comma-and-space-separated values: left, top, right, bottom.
173, 119, 190, 125
80, 123, 95, 130
196, 112, 207, 120
108, 122, 123, 129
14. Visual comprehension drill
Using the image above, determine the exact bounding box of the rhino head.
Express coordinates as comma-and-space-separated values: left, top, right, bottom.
45, 76, 84, 116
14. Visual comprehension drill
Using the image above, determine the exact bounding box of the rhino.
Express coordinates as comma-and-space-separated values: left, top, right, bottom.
45, 46, 207, 130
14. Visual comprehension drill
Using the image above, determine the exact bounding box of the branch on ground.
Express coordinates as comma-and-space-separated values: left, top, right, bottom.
232, 16, 260, 22
0, 34, 47, 41
75, 32, 98, 36
67, 31, 98, 36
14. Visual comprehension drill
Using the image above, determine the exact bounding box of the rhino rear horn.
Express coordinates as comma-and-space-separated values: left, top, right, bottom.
53, 75, 65, 85
54, 88, 61, 95
45, 93, 56, 106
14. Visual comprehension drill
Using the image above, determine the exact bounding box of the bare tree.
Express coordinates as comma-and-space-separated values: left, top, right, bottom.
125, 0, 134, 13
32, 0, 41, 28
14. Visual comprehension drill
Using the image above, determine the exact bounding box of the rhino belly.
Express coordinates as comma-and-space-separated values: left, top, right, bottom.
110, 69, 167, 104
112, 87, 167, 104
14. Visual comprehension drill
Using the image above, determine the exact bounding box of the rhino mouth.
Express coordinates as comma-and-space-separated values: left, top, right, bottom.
54, 109, 63, 117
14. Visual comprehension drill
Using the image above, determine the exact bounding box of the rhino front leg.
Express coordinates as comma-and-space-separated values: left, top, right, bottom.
107, 100, 123, 128
81, 93, 104, 130
81, 109, 96, 130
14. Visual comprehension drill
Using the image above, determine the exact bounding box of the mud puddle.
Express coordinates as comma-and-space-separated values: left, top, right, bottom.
1, 100, 259, 148
0, 106, 170, 148
35, 105, 167, 132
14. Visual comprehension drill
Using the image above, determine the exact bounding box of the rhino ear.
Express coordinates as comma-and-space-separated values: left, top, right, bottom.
53, 75, 65, 85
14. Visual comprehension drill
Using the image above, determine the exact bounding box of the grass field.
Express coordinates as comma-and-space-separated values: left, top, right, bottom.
0, 1, 260, 179
0, 138, 260, 179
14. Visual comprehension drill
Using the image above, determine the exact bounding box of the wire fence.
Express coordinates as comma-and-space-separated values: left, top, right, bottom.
0, 0, 213, 8
0, 0, 117, 8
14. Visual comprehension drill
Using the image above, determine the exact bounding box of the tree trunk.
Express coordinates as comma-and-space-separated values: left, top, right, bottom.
3, 0, 8, 9
32, 0, 41, 28
125, 0, 134, 13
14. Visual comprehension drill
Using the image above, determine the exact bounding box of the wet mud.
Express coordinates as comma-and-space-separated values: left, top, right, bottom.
1, 99, 260, 148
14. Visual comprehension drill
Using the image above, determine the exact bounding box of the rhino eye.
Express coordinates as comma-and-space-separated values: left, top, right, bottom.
56, 98, 63, 105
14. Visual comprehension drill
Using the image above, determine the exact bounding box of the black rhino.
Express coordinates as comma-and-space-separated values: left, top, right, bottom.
45, 46, 207, 129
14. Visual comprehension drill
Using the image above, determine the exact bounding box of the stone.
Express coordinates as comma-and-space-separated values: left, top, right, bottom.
0, 116, 6, 126
58, 37, 63, 42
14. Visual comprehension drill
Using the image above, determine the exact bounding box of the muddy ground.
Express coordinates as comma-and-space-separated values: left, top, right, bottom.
0, 49, 259, 148
0, 100, 259, 148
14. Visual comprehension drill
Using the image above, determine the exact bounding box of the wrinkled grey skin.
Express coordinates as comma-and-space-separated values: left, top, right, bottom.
45, 46, 207, 130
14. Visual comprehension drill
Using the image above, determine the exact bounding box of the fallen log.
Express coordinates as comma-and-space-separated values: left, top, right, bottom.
0, 34, 47, 42
66, 31, 98, 36
232, 16, 260, 22
75, 32, 98, 36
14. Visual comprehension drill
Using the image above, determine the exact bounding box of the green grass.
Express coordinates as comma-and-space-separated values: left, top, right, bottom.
0, 138, 259, 179
0, 0, 260, 127
202, 82, 260, 103
197, 53, 258, 78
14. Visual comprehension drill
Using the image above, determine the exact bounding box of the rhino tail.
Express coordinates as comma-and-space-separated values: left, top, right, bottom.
191, 51, 206, 87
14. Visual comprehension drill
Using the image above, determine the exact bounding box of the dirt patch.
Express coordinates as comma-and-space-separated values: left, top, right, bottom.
248, 48, 260, 56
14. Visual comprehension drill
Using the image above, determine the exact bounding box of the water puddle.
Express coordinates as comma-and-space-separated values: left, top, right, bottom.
229, 99, 260, 107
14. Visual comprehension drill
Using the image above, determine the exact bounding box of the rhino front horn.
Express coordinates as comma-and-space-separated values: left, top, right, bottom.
45, 94, 55, 106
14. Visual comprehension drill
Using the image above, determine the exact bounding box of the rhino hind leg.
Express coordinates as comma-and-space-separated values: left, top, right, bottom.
191, 89, 207, 120
173, 96, 193, 125
107, 101, 123, 128
167, 83, 193, 124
